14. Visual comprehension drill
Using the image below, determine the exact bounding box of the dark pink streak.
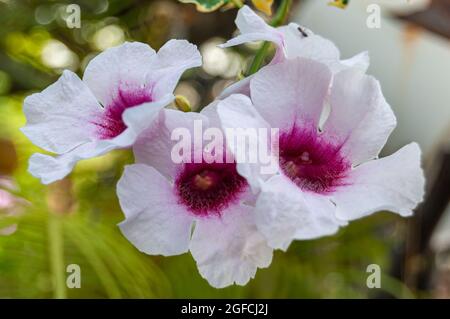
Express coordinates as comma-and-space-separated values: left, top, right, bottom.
94, 86, 153, 139
279, 122, 351, 194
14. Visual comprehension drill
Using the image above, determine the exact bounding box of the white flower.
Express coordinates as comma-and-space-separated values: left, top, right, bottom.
21, 40, 201, 184
217, 57, 425, 250
117, 108, 272, 288
218, 5, 369, 98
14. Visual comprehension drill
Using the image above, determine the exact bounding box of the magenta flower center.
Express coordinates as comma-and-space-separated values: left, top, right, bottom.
175, 162, 247, 217
279, 124, 351, 194
95, 86, 153, 139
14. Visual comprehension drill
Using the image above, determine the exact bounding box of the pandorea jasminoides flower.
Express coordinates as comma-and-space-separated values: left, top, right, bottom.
217, 58, 425, 250
117, 109, 272, 288
218, 5, 369, 98
21, 40, 201, 184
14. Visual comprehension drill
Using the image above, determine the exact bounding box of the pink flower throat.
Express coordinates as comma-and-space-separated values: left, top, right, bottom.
279, 123, 351, 194
95, 87, 153, 139
175, 161, 247, 217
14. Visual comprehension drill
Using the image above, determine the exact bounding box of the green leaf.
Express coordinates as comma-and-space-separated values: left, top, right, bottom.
179, 0, 229, 12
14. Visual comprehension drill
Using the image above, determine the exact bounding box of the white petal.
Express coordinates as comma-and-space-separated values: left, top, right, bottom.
250, 58, 332, 128
133, 109, 209, 179
190, 205, 273, 288
216, 94, 274, 192
278, 24, 369, 74
339, 51, 370, 73
28, 141, 116, 184
21, 70, 102, 154
219, 6, 284, 51
199, 100, 220, 129
146, 39, 202, 100
121, 93, 174, 140
278, 23, 340, 63
118, 164, 193, 256
255, 175, 342, 250
333, 143, 425, 221
26, 96, 166, 185
83, 42, 157, 107
217, 94, 270, 132
217, 76, 252, 100
220, 7, 368, 75
324, 68, 397, 165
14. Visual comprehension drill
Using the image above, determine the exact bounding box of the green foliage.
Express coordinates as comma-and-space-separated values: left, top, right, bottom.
0, 209, 171, 298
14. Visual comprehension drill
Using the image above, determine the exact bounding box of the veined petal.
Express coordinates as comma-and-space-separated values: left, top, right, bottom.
339, 51, 370, 73
324, 68, 397, 166
190, 204, 273, 288
221, 7, 369, 75
147, 39, 202, 100
133, 109, 209, 180
118, 164, 194, 256
217, 94, 273, 192
83, 42, 157, 108
219, 5, 284, 51
121, 93, 174, 141
28, 141, 116, 184
255, 175, 342, 250
333, 143, 425, 221
279, 24, 368, 73
199, 100, 221, 128
278, 23, 340, 64
21, 70, 102, 154
217, 76, 252, 100
250, 58, 332, 128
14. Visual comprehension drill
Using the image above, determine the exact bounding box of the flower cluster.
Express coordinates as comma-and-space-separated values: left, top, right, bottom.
21, 6, 425, 288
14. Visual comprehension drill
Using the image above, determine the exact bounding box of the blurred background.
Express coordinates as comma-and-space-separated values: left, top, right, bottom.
0, 0, 449, 298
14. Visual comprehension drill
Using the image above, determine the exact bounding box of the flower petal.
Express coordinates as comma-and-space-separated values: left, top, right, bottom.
216, 94, 273, 192
333, 143, 425, 221
83, 42, 157, 107
255, 175, 342, 250
219, 5, 284, 51
218, 76, 252, 100
121, 93, 174, 142
21, 70, 102, 154
324, 68, 397, 165
278, 23, 340, 64
250, 58, 332, 128
133, 109, 209, 180
190, 204, 273, 288
199, 100, 221, 128
146, 39, 202, 100
118, 164, 193, 256
221, 7, 369, 75
28, 141, 116, 184
339, 51, 370, 73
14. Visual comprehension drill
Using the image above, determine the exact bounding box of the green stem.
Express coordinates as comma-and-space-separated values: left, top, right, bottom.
247, 42, 271, 75
247, 0, 292, 75
48, 214, 66, 299
269, 0, 292, 27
